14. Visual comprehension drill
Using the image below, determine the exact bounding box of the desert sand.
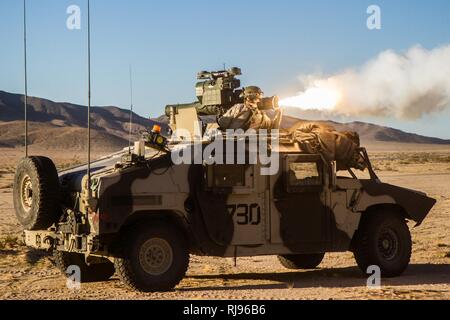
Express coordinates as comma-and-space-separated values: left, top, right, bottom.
0, 144, 449, 300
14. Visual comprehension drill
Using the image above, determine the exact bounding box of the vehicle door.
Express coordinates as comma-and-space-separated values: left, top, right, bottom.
270, 154, 329, 249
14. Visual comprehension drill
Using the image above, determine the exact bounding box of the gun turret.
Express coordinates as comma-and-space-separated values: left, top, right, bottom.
165, 67, 279, 119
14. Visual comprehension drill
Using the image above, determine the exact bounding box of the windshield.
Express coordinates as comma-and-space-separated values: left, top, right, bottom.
337, 148, 379, 180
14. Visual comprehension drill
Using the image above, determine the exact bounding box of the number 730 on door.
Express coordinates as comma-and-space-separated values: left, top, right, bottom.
227, 204, 261, 226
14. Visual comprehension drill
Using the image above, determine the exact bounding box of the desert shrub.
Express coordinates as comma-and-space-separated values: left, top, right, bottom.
0, 235, 24, 250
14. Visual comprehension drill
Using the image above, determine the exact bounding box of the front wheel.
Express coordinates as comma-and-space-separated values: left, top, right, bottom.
353, 211, 412, 277
114, 222, 189, 292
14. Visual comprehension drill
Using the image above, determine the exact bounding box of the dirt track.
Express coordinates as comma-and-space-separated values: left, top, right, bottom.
0, 148, 449, 300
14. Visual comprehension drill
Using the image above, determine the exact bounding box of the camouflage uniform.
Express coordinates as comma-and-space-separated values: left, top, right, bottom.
218, 103, 272, 130
218, 86, 273, 130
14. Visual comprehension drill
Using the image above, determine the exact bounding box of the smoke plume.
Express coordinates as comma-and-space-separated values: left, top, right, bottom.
281, 45, 450, 120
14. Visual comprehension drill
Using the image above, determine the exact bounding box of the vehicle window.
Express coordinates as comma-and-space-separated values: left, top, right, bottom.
208, 164, 246, 188
288, 162, 321, 187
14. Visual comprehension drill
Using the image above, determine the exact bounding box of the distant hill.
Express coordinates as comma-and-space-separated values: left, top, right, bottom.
1, 90, 449, 151
0, 90, 166, 151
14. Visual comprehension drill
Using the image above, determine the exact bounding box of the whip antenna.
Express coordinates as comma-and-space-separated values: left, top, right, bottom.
87, 0, 92, 194
128, 65, 134, 154
23, 0, 28, 157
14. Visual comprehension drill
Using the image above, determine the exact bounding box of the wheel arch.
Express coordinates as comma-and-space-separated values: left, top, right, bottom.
123, 210, 188, 235
361, 203, 410, 222
109, 210, 191, 255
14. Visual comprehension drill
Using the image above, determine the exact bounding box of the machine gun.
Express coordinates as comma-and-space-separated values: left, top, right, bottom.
165, 67, 279, 123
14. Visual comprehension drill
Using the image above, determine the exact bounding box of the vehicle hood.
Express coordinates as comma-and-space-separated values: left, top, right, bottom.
360, 180, 437, 225
59, 151, 125, 192
58, 148, 170, 192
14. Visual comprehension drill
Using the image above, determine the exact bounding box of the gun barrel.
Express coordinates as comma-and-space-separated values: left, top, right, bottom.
258, 96, 279, 111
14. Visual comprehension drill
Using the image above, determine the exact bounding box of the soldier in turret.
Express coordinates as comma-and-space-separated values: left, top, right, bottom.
218, 86, 279, 130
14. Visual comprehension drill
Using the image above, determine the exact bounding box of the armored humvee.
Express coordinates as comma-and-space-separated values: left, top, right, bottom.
14, 68, 436, 292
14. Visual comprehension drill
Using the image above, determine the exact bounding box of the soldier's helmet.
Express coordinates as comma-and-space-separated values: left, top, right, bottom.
244, 86, 264, 100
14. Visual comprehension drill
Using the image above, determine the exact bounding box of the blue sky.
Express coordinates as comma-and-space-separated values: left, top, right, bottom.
1, 0, 450, 138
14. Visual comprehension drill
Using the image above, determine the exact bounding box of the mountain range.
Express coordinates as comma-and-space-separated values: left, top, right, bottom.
1, 90, 449, 151
0, 90, 162, 151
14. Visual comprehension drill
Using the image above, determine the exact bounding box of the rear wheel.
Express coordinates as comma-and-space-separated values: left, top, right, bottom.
278, 253, 325, 270
53, 251, 115, 283
13, 157, 61, 230
114, 222, 189, 292
353, 211, 412, 277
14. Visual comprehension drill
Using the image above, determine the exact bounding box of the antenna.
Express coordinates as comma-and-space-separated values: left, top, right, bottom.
87, 0, 92, 194
23, 0, 28, 157
128, 65, 134, 154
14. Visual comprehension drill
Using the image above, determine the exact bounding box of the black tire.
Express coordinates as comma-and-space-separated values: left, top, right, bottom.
114, 222, 189, 292
53, 251, 116, 283
353, 211, 412, 278
13, 157, 61, 230
278, 253, 325, 270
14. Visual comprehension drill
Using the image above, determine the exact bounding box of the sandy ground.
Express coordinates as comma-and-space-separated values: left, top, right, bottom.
0, 146, 449, 300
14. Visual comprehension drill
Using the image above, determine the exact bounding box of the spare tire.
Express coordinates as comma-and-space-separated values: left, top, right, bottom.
13, 156, 61, 230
